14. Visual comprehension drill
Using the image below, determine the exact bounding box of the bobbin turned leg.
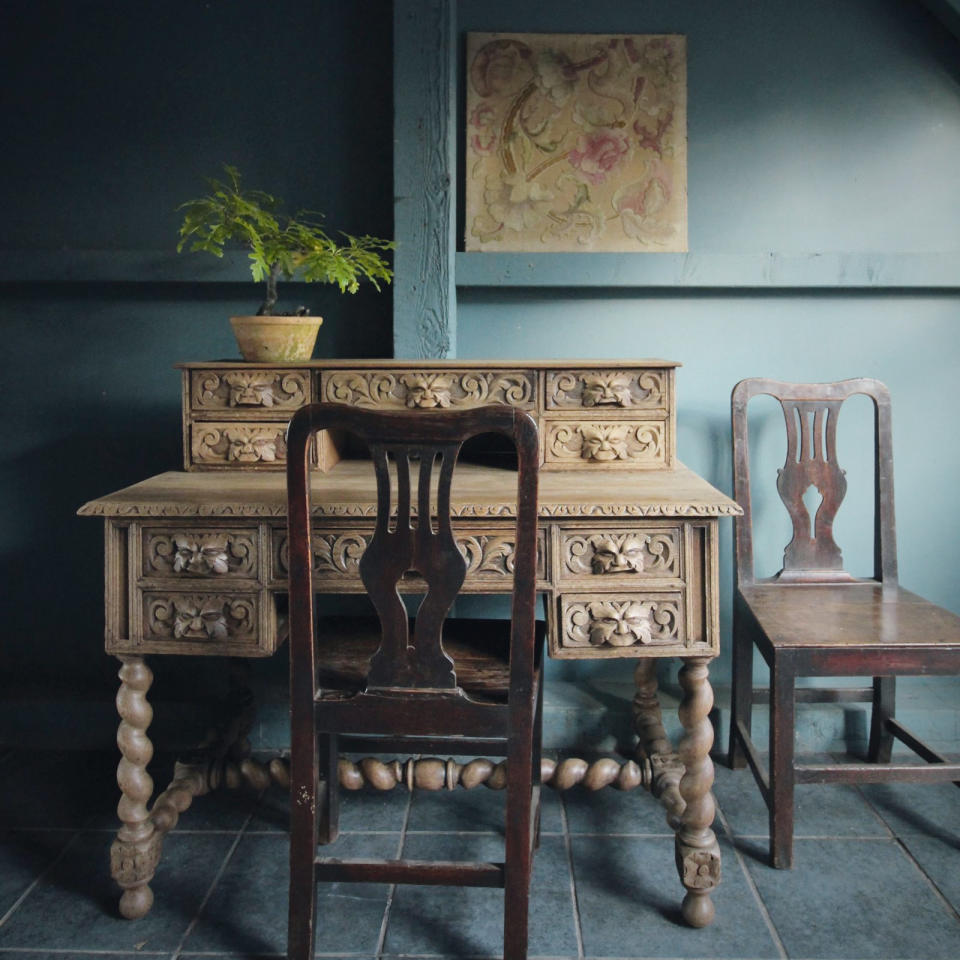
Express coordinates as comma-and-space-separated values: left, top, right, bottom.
112, 656, 161, 920
675, 656, 721, 928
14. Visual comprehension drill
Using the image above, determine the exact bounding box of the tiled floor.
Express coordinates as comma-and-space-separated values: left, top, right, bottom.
1, 749, 958, 960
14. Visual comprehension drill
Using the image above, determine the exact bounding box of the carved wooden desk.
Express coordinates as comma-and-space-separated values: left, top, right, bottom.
78, 359, 739, 928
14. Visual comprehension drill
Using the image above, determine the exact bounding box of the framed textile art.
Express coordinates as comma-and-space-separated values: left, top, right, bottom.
465, 33, 687, 253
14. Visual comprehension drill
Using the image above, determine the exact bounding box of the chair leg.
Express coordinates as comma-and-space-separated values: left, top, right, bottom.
287, 734, 319, 960
868, 676, 895, 764
533, 679, 544, 851
728, 601, 753, 769
769, 658, 796, 869
318, 733, 340, 844
503, 729, 534, 960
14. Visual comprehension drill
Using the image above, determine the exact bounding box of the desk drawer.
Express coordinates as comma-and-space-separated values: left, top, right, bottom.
140, 527, 259, 580
138, 589, 269, 655
191, 421, 289, 468
272, 526, 547, 588
542, 418, 669, 468
553, 590, 686, 658
321, 369, 536, 409
546, 368, 671, 411
190, 369, 310, 412
558, 525, 682, 581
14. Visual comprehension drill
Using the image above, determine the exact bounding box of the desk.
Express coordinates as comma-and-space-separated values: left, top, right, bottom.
78, 359, 739, 928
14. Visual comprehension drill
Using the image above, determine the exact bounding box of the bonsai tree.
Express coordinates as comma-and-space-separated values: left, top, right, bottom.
176, 165, 394, 316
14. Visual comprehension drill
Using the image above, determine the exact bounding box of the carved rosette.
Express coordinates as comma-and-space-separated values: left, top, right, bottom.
547, 370, 666, 409
562, 596, 683, 650
322, 369, 536, 409
545, 421, 665, 466
192, 424, 288, 465
192, 371, 308, 409
563, 530, 680, 578
144, 530, 257, 578
144, 594, 256, 643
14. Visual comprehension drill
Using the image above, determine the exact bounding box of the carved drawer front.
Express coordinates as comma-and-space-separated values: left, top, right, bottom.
553, 591, 686, 658
321, 369, 537, 409
546, 368, 671, 411
273, 527, 547, 585
190, 369, 309, 411
559, 526, 682, 581
543, 419, 668, 468
141, 528, 259, 580
140, 591, 265, 655
191, 422, 288, 469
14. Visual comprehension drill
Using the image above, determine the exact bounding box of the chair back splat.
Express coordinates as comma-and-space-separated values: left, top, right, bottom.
285, 402, 543, 960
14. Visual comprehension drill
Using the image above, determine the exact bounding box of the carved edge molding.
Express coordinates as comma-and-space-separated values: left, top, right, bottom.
80, 501, 743, 518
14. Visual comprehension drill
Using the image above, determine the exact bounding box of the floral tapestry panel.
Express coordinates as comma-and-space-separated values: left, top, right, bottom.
465, 33, 687, 253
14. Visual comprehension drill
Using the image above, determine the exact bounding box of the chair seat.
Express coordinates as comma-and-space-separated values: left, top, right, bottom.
738, 582, 960, 650
314, 616, 536, 701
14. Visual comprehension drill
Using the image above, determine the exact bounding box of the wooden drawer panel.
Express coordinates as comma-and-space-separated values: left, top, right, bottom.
321, 369, 536, 409
546, 368, 670, 410
552, 591, 686, 658
139, 590, 266, 655
558, 526, 682, 581
190, 369, 309, 412
191, 422, 289, 468
140, 527, 259, 580
272, 526, 547, 586
543, 419, 668, 468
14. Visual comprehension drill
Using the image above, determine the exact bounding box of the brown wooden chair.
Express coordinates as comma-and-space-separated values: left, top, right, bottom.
285, 403, 543, 960
728, 377, 960, 868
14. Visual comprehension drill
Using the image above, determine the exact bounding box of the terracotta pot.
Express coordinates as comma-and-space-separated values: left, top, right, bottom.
229, 315, 323, 362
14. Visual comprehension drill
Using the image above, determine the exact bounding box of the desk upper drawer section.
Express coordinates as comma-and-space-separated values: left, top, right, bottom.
320, 369, 537, 410
545, 367, 672, 412
188, 369, 311, 413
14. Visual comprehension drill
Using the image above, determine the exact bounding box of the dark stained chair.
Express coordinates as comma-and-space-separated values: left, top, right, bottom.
285, 403, 543, 960
728, 378, 960, 868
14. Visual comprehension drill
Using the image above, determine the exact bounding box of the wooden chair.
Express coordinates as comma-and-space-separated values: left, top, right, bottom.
285, 403, 543, 960
728, 378, 960, 868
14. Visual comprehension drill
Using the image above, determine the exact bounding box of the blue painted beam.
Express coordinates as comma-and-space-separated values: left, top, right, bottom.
455, 252, 960, 289
392, 0, 457, 359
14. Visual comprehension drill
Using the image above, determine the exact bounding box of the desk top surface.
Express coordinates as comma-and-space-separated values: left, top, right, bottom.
78, 461, 739, 520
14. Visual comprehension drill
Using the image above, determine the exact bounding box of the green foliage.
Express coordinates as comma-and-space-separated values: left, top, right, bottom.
176, 166, 394, 311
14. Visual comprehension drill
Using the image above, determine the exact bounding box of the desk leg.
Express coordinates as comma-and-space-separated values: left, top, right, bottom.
675, 656, 720, 928
111, 656, 161, 920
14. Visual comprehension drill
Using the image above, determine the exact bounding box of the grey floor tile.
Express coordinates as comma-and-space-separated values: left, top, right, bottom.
0, 831, 235, 952
183, 832, 397, 956
406, 781, 563, 835
747, 838, 960, 958
899, 833, 960, 915
572, 834, 780, 958
0, 830, 75, 919
714, 756, 892, 840
861, 781, 960, 842
248, 782, 410, 834
563, 782, 674, 836
384, 833, 578, 957
0, 752, 117, 829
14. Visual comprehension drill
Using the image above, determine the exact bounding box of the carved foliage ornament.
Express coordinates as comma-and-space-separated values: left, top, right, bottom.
564, 598, 682, 648
193, 425, 287, 465
323, 370, 535, 409
547, 421, 665, 464
146, 595, 256, 642
564, 530, 679, 577
193, 371, 308, 409
146, 531, 257, 578
548, 370, 666, 409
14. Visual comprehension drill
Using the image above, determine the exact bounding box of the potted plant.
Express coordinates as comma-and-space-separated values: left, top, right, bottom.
177, 165, 394, 361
